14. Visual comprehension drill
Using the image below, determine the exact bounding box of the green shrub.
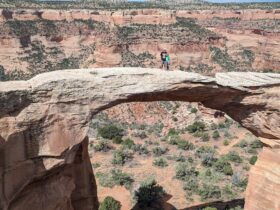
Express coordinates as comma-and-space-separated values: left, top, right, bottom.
112, 136, 123, 144
201, 152, 216, 167
196, 146, 216, 158
93, 140, 111, 152
96, 169, 134, 189
195, 131, 210, 142
133, 144, 150, 155
249, 155, 258, 165
250, 139, 263, 149
152, 146, 167, 157
203, 207, 218, 210
111, 169, 134, 189
177, 139, 195, 150
134, 131, 147, 139
188, 156, 194, 163
153, 158, 168, 168
175, 163, 198, 181
226, 151, 243, 164
183, 178, 199, 192
168, 128, 180, 136
232, 173, 248, 189
168, 134, 181, 145
99, 196, 121, 210
172, 154, 186, 162
112, 149, 132, 165
212, 130, 220, 139
98, 124, 124, 140
121, 138, 135, 149
191, 108, 198, 113
92, 163, 101, 168
134, 178, 165, 207
229, 206, 244, 210
224, 139, 230, 146
198, 183, 222, 200
0, 65, 9, 81
236, 139, 248, 148
186, 121, 206, 133
214, 157, 233, 176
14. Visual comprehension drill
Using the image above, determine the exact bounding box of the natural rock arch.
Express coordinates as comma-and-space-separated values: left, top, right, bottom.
0, 68, 279, 210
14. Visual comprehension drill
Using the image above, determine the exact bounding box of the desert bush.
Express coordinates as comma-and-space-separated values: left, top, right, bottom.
226, 151, 243, 164
183, 178, 199, 192
214, 157, 233, 176
232, 172, 248, 189
198, 183, 222, 200
236, 139, 248, 148
203, 207, 218, 210
96, 169, 134, 189
112, 149, 132, 165
111, 169, 134, 189
171, 153, 186, 162
212, 130, 220, 139
153, 158, 168, 168
249, 139, 263, 149
249, 155, 258, 165
98, 124, 124, 140
177, 139, 195, 150
188, 156, 194, 163
99, 196, 121, 210
133, 177, 165, 207
201, 152, 216, 167
196, 146, 216, 158
92, 163, 101, 168
224, 139, 230, 146
134, 131, 148, 139
112, 136, 123, 144
175, 163, 198, 181
229, 206, 244, 210
152, 146, 168, 156
168, 128, 180, 136
186, 121, 206, 133
93, 140, 111, 152
194, 131, 210, 142
191, 108, 198, 113
133, 144, 150, 155
121, 138, 135, 149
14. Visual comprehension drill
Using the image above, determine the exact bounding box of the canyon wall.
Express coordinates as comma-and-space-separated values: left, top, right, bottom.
0, 8, 279, 80
0, 68, 279, 210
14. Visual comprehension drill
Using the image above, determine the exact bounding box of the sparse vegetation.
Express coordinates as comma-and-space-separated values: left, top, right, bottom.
96, 169, 134, 189
249, 155, 258, 165
153, 158, 168, 168
112, 149, 133, 165
152, 146, 168, 157
133, 177, 165, 208
99, 196, 121, 210
98, 124, 124, 140
93, 140, 111, 152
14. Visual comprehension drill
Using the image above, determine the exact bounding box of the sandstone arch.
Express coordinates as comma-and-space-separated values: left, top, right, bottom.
0, 68, 279, 210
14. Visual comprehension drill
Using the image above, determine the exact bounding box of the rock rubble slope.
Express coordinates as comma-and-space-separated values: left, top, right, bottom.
0, 68, 279, 210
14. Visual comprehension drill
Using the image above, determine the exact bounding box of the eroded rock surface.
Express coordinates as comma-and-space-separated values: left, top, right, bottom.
0, 68, 279, 210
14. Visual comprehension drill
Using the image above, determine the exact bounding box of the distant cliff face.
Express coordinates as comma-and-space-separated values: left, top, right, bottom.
0, 8, 279, 81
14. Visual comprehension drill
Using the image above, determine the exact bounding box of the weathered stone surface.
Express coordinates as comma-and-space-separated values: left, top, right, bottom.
0, 68, 279, 210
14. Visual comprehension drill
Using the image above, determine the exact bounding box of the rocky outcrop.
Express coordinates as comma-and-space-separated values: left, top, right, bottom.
0, 68, 279, 210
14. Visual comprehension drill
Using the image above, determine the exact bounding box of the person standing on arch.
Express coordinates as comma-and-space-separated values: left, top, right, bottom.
160, 50, 171, 70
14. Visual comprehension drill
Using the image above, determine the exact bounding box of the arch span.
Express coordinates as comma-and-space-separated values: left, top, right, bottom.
0, 68, 279, 210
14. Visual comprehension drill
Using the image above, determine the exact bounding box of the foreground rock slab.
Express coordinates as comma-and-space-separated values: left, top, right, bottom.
0, 68, 279, 210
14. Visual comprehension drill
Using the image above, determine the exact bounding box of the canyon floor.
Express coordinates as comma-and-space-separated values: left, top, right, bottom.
89, 102, 263, 210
